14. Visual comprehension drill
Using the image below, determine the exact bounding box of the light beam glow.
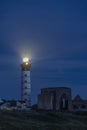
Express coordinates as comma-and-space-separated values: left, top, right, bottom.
23, 57, 29, 63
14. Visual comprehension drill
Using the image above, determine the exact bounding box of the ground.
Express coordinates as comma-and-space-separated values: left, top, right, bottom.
0, 110, 87, 130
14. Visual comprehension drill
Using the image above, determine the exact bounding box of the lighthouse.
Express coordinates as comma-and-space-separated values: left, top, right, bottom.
21, 57, 31, 107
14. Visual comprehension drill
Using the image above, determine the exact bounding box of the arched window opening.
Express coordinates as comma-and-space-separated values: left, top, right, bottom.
60, 94, 69, 110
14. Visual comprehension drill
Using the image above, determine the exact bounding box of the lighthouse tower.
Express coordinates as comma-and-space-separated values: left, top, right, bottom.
21, 57, 31, 107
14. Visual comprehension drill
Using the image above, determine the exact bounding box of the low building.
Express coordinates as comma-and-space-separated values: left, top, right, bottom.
0, 100, 26, 110
17, 101, 26, 110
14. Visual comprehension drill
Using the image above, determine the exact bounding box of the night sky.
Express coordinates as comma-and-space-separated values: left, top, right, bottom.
0, 0, 87, 104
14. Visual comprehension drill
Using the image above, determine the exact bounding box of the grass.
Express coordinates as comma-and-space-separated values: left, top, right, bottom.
0, 110, 87, 130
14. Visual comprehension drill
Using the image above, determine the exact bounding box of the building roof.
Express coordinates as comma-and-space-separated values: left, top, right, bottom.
73, 95, 83, 101
41, 87, 71, 91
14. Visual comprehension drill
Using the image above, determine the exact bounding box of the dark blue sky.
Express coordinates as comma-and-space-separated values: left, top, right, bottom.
0, 0, 87, 104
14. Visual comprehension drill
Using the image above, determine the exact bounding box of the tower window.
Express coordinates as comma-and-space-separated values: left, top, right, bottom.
24, 86, 27, 89
24, 80, 27, 83
24, 92, 27, 95
24, 74, 27, 77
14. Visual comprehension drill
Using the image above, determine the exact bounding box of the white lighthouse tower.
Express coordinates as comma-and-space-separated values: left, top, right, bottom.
21, 57, 31, 108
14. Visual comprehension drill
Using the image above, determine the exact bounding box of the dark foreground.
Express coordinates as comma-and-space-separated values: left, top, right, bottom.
0, 110, 87, 130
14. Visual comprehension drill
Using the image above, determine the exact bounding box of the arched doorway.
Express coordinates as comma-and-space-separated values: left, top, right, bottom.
60, 94, 69, 110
